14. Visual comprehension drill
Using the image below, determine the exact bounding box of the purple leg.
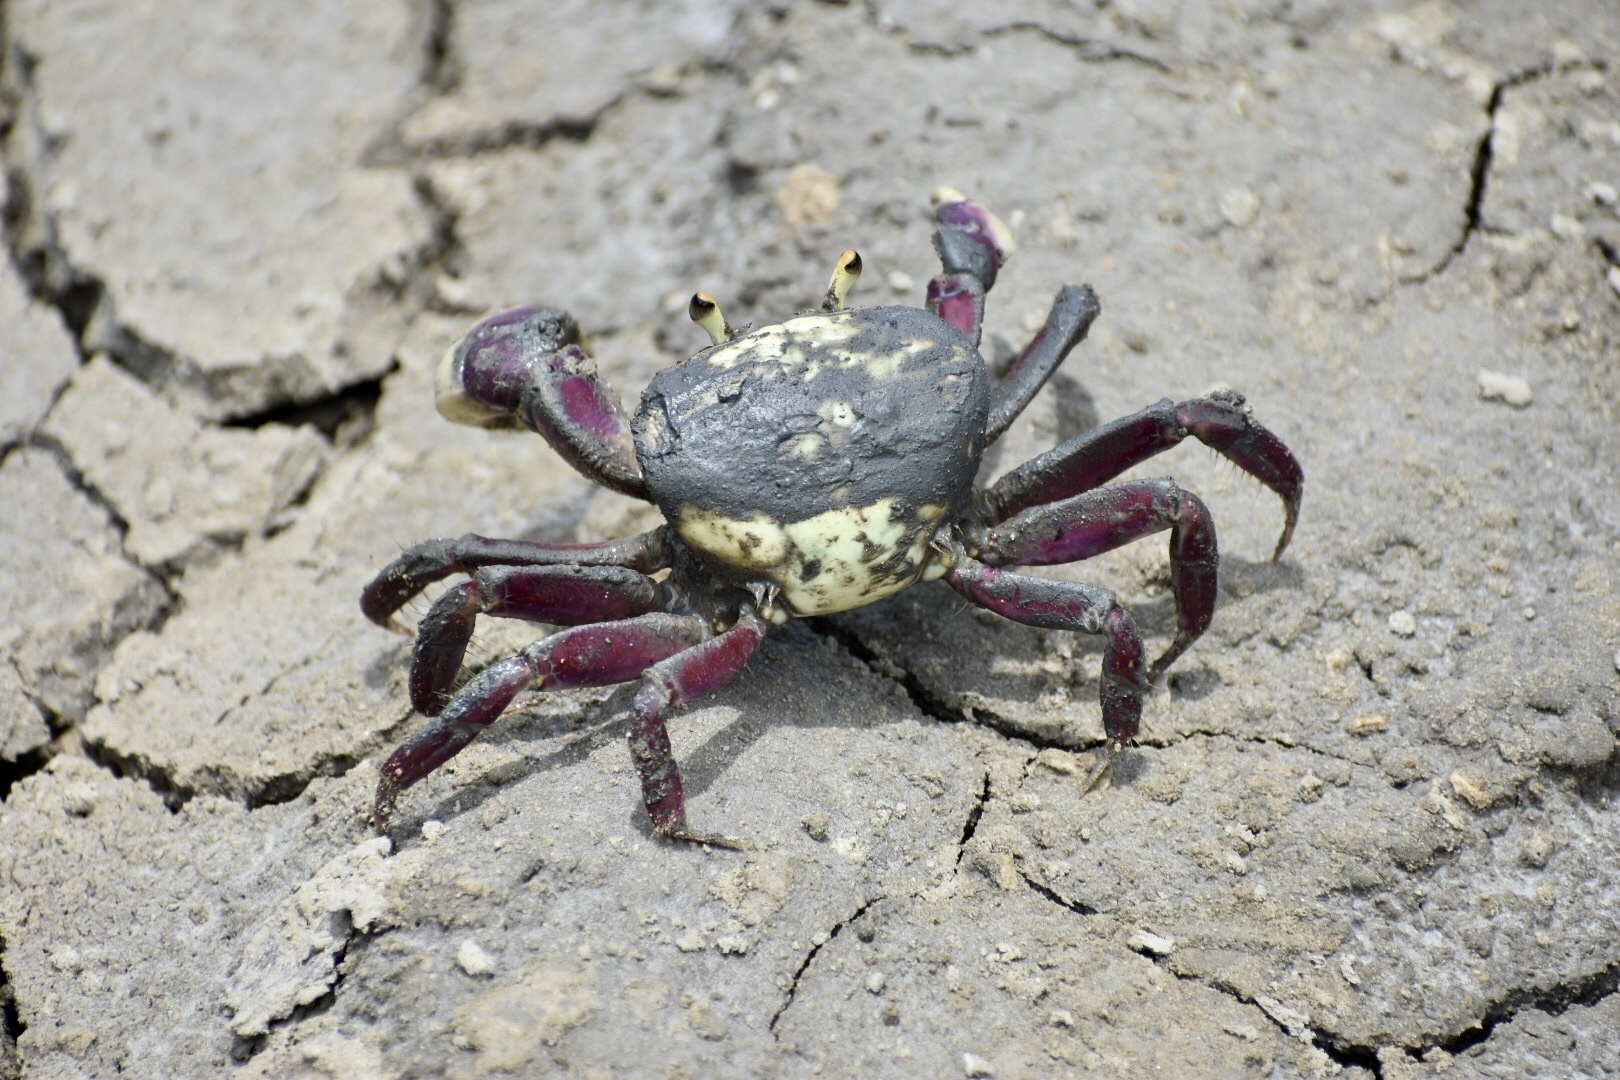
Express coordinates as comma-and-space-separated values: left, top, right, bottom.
435, 305, 650, 500
984, 284, 1101, 444
360, 527, 670, 628
947, 555, 1146, 745
629, 612, 767, 840
376, 613, 713, 826
983, 390, 1304, 559
926, 274, 986, 345
974, 478, 1218, 682
411, 564, 671, 715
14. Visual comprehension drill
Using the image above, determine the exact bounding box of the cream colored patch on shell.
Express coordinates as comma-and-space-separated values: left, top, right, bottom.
676, 509, 790, 571
435, 345, 509, 427
639, 400, 667, 445
782, 432, 825, 461
700, 310, 928, 383
677, 500, 947, 617
817, 400, 856, 427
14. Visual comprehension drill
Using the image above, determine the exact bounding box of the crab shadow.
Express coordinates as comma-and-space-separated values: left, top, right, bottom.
391, 550, 1306, 843
975, 369, 1100, 481
392, 622, 924, 844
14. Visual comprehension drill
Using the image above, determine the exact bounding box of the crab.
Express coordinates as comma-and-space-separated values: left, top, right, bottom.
361, 189, 1303, 844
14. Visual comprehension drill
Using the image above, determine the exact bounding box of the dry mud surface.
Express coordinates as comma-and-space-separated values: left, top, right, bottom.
2, 2, 1618, 1077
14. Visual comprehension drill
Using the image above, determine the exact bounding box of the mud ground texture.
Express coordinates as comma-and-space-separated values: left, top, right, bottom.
1, 1, 1618, 1077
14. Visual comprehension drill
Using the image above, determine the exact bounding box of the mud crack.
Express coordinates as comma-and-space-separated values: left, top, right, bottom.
1419, 62, 1563, 283
221, 365, 393, 450
231, 929, 362, 1063
807, 617, 1101, 757
1133, 955, 1387, 1077
0, 957, 22, 1079
983, 21, 1172, 73
1433, 958, 1620, 1060
769, 896, 881, 1036
1020, 871, 1098, 917
955, 770, 991, 866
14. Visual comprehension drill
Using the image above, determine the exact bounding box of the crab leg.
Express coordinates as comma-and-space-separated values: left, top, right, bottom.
947, 555, 1146, 747
434, 305, 651, 500
984, 284, 1101, 444
375, 613, 714, 826
410, 565, 672, 715
361, 528, 671, 628
974, 478, 1218, 682
983, 391, 1303, 558
630, 612, 767, 841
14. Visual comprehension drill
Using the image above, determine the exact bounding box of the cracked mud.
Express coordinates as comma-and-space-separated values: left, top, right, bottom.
2, 2, 1618, 1077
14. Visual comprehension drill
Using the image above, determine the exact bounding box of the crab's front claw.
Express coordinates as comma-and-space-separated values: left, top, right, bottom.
434, 305, 580, 428
931, 187, 1018, 283
434, 303, 649, 500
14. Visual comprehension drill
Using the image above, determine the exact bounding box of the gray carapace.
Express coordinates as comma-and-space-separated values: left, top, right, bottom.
635, 300, 988, 620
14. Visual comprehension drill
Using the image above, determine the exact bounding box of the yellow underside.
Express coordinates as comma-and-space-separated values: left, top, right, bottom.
676, 500, 945, 617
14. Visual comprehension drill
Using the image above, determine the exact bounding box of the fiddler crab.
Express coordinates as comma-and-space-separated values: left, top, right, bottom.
362, 190, 1303, 845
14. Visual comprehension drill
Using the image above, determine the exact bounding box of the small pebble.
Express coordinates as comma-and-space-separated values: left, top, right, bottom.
1450, 770, 1491, 811
421, 820, 448, 842
887, 269, 914, 292
1589, 181, 1619, 205
1477, 369, 1532, 407
1219, 186, 1261, 228
865, 969, 886, 994
1523, 606, 1536, 621
776, 163, 841, 227
1549, 213, 1585, 240
1387, 611, 1417, 637
1128, 929, 1177, 955
1612, 648, 1620, 673
1348, 714, 1388, 736
456, 940, 497, 976
1609, 266, 1620, 299
801, 813, 830, 842
962, 1052, 996, 1077
1035, 748, 1084, 775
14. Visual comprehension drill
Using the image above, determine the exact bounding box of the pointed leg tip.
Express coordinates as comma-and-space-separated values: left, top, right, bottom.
655, 822, 750, 851
1272, 522, 1298, 562
1079, 741, 1123, 796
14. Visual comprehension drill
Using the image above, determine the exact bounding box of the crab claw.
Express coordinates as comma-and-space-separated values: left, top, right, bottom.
434, 305, 579, 429
931, 187, 1018, 271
